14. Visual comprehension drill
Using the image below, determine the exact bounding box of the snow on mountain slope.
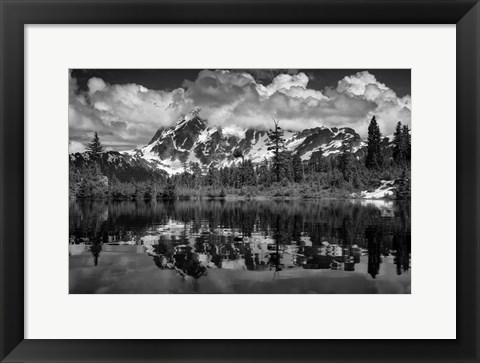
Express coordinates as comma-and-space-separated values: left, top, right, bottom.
121, 111, 367, 175
71, 110, 392, 177
69, 150, 168, 182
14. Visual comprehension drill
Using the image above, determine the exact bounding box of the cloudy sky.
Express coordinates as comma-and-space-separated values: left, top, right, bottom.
69, 69, 411, 153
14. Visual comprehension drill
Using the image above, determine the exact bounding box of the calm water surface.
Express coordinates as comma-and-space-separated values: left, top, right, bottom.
69, 199, 411, 294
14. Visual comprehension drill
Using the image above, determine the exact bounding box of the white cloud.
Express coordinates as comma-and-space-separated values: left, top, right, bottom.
69, 74, 193, 150
68, 140, 86, 153
87, 77, 107, 95
186, 70, 360, 131
336, 71, 411, 136
337, 71, 389, 98
256, 73, 327, 101
69, 69, 411, 151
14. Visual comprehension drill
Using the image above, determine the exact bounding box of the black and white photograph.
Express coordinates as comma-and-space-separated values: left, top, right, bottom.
69, 68, 411, 294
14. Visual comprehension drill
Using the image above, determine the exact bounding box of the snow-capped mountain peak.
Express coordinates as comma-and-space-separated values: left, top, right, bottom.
120, 111, 366, 175
70, 110, 381, 177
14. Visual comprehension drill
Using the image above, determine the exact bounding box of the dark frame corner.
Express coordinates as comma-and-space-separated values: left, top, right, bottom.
1, 1, 479, 362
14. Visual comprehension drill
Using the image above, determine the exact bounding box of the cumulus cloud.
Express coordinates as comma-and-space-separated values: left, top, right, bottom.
69, 69, 410, 151
256, 73, 327, 101
183, 71, 334, 131
87, 77, 107, 95
240, 69, 299, 84
69, 72, 193, 150
335, 71, 411, 136
68, 140, 86, 154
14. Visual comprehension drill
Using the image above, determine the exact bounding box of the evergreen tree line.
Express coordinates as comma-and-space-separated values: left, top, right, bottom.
70, 116, 411, 200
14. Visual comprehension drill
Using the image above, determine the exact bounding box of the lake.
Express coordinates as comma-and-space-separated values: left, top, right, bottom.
69, 199, 411, 294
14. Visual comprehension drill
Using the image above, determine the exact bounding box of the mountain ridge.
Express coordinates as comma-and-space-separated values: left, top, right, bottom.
70, 111, 394, 179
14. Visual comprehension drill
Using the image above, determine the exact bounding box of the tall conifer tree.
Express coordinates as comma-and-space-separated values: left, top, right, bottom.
87, 132, 103, 161
267, 117, 286, 182
402, 124, 411, 164
291, 154, 303, 183
338, 144, 356, 182
393, 122, 411, 166
365, 116, 383, 169
392, 121, 403, 163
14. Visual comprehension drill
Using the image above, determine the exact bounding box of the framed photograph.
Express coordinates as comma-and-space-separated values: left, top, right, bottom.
68, 67, 412, 294
1, 0, 478, 362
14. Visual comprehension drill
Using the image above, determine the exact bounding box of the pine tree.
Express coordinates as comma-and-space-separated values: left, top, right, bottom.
365, 116, 384, 170
393, 122, 411, 166
291, 153, 303, 183
257, 159, 272, 186
219, 167, 230, 187
86, 132, 103, 161
401, 124, 411, 165
231, 165, 242, 188
392, 121, 403, 163
206, 164, 218, 186
308, 150, 324, 174
241, 159, 256, 185
338, 144, 356, 182
395, 169, 411, 200
161, 179, 176, 200
267, 117, 286, 182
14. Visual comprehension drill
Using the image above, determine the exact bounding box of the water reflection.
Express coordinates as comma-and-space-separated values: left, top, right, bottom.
69, 199, 410, 293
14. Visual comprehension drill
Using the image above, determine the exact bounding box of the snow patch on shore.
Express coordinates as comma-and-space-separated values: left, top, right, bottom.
352, 180, 396, 199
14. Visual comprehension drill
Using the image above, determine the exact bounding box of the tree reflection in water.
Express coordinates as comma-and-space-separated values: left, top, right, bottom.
70, 199, 411, 280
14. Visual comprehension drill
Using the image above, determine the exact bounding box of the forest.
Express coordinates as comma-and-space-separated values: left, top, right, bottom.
69, 116, 411, 201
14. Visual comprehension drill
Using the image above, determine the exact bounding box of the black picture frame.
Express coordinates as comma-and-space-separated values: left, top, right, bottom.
1, 0, 479, 362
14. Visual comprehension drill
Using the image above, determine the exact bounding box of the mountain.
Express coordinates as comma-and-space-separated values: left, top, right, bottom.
121, 111, 368, 175
69, 151, 168, 182
70, 110, 393, 179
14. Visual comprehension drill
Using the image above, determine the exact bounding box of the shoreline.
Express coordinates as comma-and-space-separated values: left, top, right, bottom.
70, 194, 400, 202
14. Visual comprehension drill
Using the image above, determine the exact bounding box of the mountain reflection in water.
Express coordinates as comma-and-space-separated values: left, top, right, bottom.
69, 199, 411, 294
